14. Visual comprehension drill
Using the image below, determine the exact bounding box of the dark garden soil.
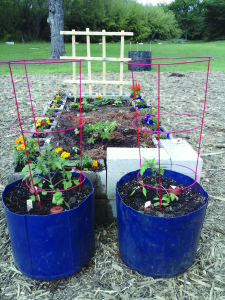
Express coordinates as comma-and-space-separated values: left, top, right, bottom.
50, 98, 154, 160
3, 175, 92, 215
117, 175, 206, 217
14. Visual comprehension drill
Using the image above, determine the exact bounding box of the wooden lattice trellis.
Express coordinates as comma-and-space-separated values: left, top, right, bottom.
60, 28, 133, 96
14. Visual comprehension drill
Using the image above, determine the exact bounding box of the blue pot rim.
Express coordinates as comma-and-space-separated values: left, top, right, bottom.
2, 171, 94, 217
116, 169, 208, 220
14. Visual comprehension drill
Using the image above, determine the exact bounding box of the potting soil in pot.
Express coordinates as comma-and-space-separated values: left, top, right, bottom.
118, 174, 206, 217
3, 177, 92, 215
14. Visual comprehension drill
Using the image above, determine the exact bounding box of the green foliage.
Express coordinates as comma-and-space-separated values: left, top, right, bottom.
46, 107, 55, 115
1, 0, 225, 50
167, 0, 204, 40
21, 144, 78, 207
84, 120, 117, 144
140, 158, 165, 178
13, 136, 38, 168
130, 183, 147, 198
154, 133, 168, 140
139, 158, 178, 207
153, 192, 176, 207
113, 97, 123, 106
203, 0, 225, 41
94, 96, 110, 106
74, 154, 94, 170
136, 96, 147, 108
70, 97, 94, 110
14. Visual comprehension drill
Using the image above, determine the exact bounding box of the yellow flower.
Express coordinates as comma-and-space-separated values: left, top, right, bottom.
16, 137, 23, 144
61, 151, 70, 158
47, 106, 50, 108
51, 105, 57, 108
36, 117, 41, 123
36, 122, 41, 127
55, 148, 63, 153
92, 160, 98, 167
137, 100, 140, 102
45, 117, 50, 123
58, 88, 61, 92
152, 108, 156, 110
56, 95, 59, 98
17, 144, 25, 150
97, 95, 102, 99
54, 100, 57, 102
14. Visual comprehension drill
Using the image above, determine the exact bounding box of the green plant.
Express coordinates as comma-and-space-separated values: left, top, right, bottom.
35, 116, 50, 132
52, 89, 63, 105
70, 97, 93, 110
144, 111, 158, 130
153, 192, 176, 207
74, 153, 94, 170
74, 128, 80, 135
130, 182, 147, 197
84, 120, 117, 144
153, 129, 170, 139
94, 95, 109, 106
136, 96, 147, 108
140, 158, 176, 207
56, 88, 62, 97
46, 107, 55, 114
13, 136, 38, 168
131, 82, 141, 97
22, 144, 79, 207
113, 97, 123, 106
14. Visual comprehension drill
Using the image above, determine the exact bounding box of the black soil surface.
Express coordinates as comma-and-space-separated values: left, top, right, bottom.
3, 175, 92, 215
117, 174, 206, 217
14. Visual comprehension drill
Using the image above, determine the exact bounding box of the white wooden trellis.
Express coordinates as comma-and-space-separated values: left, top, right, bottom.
60, 28, 133, 96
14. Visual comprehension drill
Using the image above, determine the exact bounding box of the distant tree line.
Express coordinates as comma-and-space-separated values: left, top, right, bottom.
0, 0, 224, 43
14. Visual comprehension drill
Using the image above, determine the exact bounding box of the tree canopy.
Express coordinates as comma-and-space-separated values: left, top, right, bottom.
0, 0, 224, 43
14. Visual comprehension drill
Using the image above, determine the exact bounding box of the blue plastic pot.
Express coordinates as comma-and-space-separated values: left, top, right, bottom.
2, 172, 94, 280
116, 169, 208, 278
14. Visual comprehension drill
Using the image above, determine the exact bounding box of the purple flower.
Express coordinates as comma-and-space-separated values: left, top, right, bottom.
145, 114, 153, 125
154, 129, 162, 134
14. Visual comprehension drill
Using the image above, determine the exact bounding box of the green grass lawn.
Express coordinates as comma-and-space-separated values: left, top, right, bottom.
0, 40, 224, 75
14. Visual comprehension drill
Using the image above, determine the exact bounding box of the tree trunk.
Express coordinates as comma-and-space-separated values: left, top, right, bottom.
47, 0, 65, 58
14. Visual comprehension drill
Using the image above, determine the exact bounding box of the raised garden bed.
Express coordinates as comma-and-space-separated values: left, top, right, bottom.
49, 96, 163, 161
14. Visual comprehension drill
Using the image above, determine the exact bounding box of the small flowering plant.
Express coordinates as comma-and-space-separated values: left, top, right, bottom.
153, 129, 170, 139
131, 82, 141, 97
13, 136, 38, 169
22, 144, 78, 207
136, 96, 153, 109
72, 147, 99, 170
35, 116, 50, 132
53, 89, 62, 105
56, 88, 62, 97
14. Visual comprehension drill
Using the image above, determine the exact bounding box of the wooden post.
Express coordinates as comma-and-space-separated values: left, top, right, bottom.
86, 28, 92, 95
72, 29, 76, 97
119, 30, 124, 96
102, 30, 106, 96
60, 29, 134, 96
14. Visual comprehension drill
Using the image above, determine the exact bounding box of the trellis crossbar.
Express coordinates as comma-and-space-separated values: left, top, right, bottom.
60, 28, 133, 96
